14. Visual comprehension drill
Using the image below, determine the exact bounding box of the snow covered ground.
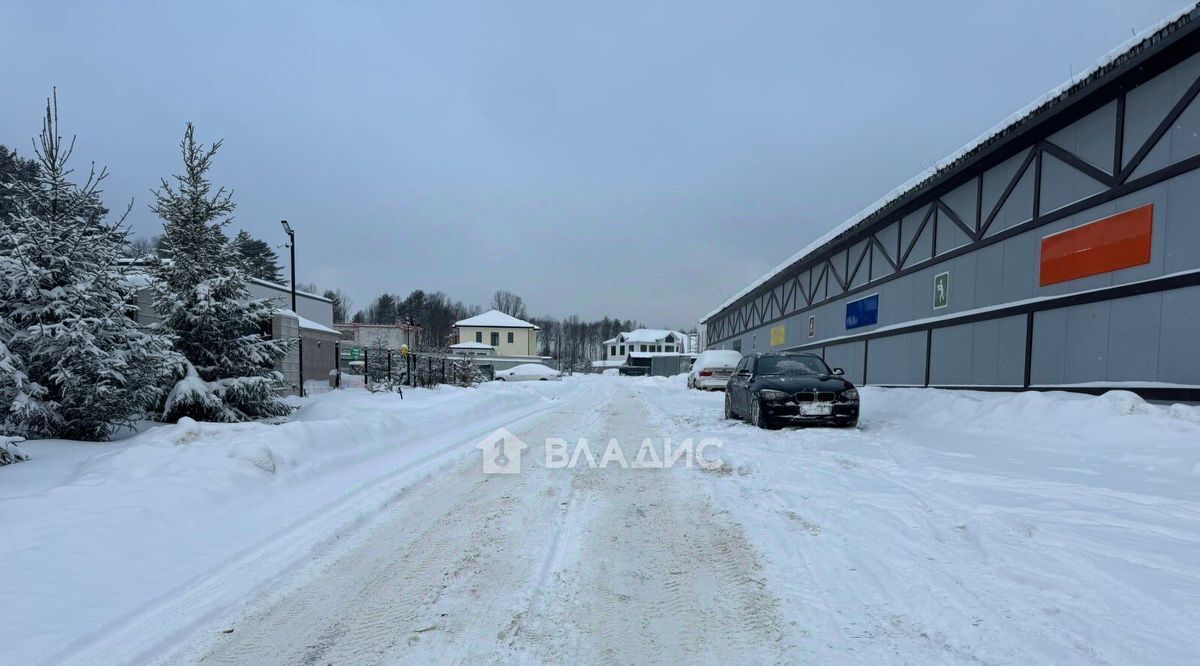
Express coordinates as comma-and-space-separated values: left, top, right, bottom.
4, 375, 1200, 664
635, 377, 1200, 664
1, 380, 574, 665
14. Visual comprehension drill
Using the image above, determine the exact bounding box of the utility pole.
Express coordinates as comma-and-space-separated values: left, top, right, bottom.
281, 220, 303, 397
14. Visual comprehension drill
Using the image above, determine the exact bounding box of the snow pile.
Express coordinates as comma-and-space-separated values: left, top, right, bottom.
632, 373, 689, 389
0, 435, 28, 466
0, 379, 575, 665
633, 381, 1200, 663
868, 386, 1200, 435
700, 442, 756, 477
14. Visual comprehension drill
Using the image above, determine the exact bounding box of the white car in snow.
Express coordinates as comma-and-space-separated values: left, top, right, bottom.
687, 350, 743, 390
493, 363, 563, 381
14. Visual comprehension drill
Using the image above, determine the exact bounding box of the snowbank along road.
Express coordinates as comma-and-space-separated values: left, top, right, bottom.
6, 374, 1200, 664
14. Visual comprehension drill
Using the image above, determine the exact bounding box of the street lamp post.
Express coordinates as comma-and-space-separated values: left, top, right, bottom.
281, 220, 303, 397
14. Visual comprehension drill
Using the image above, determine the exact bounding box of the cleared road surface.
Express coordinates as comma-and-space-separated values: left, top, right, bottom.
190, 381, 785, 665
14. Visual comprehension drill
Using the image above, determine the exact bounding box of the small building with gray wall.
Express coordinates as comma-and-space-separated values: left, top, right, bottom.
132, 272, 340, 395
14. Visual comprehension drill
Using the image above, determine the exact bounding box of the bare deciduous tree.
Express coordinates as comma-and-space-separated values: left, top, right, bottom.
490, 290, 527, 320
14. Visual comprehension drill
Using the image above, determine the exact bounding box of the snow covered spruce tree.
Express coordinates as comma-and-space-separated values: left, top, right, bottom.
0, 96, 176, 441
449, 357, 484, 387
150, 124, 293, 423
0, 319, 34, 464
233, 229, 283, 282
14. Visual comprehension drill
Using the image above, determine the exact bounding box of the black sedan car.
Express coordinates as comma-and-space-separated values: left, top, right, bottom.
724, 352, 859, 429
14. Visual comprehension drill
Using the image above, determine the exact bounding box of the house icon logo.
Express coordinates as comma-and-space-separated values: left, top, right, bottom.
477, 427, 527, 474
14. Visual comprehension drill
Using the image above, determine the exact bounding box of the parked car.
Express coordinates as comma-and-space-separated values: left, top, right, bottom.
724, 352, 859, 429
493, 363, 562, 381
687, 349, 742, 390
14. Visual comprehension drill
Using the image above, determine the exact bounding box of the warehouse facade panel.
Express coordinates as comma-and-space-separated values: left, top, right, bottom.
700, 6, 1200, 400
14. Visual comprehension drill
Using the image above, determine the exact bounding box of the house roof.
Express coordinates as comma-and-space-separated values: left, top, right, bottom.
249, 278, 332, 303
124, 270, 333, 304
278, 309, 341, 335
334, 322, 421, 331
605, 329, 686, 344
701, 2, 1200, 323
454, 309, 538, 328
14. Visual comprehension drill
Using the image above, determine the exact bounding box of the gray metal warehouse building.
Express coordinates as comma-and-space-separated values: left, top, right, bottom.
700, 5, 1200, 401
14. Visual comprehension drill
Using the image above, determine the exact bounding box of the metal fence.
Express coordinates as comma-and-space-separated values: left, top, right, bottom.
649, 355, 692, 377
337, 345, 463, 390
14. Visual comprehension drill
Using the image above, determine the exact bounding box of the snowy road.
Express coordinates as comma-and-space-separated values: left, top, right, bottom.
8, 375, 1200, 664
165, 377, 1200, 665
183, 380, 786, 664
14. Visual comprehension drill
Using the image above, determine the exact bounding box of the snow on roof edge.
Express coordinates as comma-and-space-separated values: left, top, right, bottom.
249, 277, 332, 303
278, 309, 341, 335
454, 309, 538, 328
123, 270, 333, 304
701, 2, 1200, 323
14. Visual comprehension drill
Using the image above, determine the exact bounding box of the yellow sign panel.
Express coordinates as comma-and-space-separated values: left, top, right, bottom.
770, 324, 786, 347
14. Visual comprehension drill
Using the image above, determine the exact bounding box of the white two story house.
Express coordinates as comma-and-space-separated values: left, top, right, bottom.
601, 329, 689, 367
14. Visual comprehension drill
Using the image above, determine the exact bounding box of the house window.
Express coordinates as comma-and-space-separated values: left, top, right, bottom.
610, 345, 616, 356
640, 345, 647, 352
475, 331, 482, 343
507, 331, 514, 344
619, 345, 625, 355
491, 332, 500, 346
665, 345, 674, 352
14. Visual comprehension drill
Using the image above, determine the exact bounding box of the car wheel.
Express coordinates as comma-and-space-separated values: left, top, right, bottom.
495, 377, 505, 381
724, 392, 737, 420
538, 378, 548, 381
750, 397, 770, 429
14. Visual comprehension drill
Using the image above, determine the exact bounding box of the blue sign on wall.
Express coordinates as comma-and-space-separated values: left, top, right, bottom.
845, 294, 879, 330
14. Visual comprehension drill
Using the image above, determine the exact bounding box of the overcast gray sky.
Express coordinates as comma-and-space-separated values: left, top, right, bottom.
0, 1, 1184, 328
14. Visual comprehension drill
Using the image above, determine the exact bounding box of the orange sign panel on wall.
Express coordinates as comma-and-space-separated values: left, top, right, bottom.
1039, 204, 1153, 286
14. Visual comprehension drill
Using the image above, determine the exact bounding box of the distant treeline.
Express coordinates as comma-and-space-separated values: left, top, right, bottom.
353, 289, 682, 370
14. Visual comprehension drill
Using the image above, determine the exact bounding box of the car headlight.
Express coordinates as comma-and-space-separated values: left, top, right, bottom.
758, 389, 790, 401
841, 388, 859, 401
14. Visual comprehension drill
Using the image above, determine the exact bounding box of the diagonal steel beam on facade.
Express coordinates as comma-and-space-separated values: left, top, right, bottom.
978, 149, 1038, 239
1118, 72, 1200, 183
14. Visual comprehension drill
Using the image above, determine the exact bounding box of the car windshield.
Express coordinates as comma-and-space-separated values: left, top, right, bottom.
756, 355, 829, 376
